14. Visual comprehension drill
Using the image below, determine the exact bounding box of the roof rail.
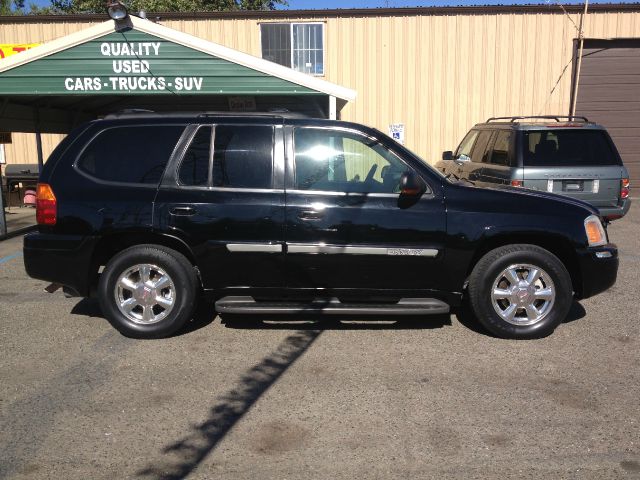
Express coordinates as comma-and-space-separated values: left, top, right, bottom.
196, 111, 309, 119
486, 115, 590, 123
103, 109, 156, 119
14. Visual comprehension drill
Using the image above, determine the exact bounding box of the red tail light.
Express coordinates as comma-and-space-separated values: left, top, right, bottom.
621, 178, 630, 199
511, 180, 523, 187
36, 183, 57, 225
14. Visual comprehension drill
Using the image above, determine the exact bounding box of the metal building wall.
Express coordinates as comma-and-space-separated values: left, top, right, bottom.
1, 8, 639, 167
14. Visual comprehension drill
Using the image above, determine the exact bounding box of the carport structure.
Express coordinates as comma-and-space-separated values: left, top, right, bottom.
0, 14, 356, 236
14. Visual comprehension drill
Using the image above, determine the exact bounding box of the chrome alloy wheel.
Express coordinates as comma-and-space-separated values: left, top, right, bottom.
114, 264, 176, 325
490, 264, 556, 326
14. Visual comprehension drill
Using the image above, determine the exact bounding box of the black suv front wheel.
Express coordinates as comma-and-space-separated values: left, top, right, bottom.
98, 245, 198, 339
468, 244, 573, 339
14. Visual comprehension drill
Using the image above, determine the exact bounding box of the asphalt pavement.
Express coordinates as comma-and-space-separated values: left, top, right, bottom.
0, 208, 639, 479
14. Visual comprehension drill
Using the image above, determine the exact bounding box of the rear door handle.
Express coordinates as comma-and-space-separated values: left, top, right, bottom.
298, 210, 324, 220
170, 206, 196, 216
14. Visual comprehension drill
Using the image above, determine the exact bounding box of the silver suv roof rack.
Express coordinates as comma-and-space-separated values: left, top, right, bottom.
486, 115, 590, 123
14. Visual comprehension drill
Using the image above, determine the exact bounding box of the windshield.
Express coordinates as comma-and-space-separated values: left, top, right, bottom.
523, 129, 620, 167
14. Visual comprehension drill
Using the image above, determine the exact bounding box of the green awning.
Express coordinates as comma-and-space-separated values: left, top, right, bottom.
0, 16, 355, 132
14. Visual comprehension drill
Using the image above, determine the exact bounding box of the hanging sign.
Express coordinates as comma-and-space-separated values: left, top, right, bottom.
0, 30, 316, 96
228, 96, 257, 112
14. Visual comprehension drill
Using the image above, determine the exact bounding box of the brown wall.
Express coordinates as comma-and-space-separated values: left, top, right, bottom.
1, 7, 640, 167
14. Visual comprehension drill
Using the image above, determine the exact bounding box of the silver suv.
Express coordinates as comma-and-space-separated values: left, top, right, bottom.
437, 116, 631, 220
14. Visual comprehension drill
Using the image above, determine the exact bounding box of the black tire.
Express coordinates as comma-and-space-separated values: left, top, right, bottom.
467, 244, 573, 339
98, 245, 198, 339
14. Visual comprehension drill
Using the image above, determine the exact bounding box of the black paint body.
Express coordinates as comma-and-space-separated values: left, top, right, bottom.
23, 114, 618, 307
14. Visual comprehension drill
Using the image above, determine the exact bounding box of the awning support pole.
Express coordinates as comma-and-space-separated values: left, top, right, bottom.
34, 108, 44, 171
329, 96, 337, 120
0, 157, 6, 237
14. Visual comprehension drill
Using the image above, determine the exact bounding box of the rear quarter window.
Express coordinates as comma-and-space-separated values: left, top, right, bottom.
76, 125, 185, 185
524, 129, 620, 167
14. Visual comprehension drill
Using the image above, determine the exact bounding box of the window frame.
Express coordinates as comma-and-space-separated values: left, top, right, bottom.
173, 123, 278, 192
259, 22, 325, 76
289, 125, 430, 197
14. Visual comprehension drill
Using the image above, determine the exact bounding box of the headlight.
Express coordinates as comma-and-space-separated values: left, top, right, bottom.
584, 215, 607, 247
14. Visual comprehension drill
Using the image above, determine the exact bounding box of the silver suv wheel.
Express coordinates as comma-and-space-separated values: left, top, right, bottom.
114, 263, 176, 325
490, 263, 555, 326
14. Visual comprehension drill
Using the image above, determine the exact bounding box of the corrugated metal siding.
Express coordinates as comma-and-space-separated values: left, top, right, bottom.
2, 132, 64, 168
1, 10, 640, 166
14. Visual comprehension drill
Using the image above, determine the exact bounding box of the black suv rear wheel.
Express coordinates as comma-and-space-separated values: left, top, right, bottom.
97, 245, 198, 338
468, 244, 573, 339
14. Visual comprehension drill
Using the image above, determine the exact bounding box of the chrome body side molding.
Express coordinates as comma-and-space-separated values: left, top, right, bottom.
286, 244, 438, 257
226, 243, 283, 253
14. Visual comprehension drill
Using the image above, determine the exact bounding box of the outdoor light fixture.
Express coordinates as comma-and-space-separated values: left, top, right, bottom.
106, 1, 128, 21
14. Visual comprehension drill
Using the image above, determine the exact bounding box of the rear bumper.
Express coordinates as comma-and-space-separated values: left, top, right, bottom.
23, 233, 98, 297
599, 198, 631, 220
575, 244, 618, 299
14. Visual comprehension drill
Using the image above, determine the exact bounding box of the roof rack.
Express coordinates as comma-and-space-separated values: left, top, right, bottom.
102, 110, 311, 120
196, 111, 310, 119
486, 115, 590, 123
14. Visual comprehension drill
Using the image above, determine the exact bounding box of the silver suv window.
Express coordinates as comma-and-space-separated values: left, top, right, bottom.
455, 130, 478, 158
470, 130, 493, 164
488, 131, 512, 166
523, 130, 619, 167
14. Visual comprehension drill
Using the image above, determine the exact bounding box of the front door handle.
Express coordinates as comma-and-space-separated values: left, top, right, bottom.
298, 210, 324, 220
170, 206, 196, 216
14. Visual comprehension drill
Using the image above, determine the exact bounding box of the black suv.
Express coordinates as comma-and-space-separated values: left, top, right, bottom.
24, 112, 618, 340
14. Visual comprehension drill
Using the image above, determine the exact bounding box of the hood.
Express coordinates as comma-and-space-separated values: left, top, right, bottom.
492, 185, 599, 214
445, 181, 599, 218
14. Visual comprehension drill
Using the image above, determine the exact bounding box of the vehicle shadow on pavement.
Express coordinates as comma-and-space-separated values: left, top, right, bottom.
70, 299, 217, 337
135, 327, 323, 480
454, 300, 587, 338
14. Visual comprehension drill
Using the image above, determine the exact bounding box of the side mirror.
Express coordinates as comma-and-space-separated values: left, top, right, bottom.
442, 150, 454, 161
454, 153, 471, 165
399, 171, 427, 196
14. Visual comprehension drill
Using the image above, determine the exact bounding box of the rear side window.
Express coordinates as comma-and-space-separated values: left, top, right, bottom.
471, 130, 493, 164
77, 125, 184, 185
488, 131, 512, 166
179, 127, 211, 186
524, 130, 620, 167
176, 124, 274, 189
212, 125, 273, 189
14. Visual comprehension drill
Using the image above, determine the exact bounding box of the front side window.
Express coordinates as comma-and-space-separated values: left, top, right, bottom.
212, 125, 273, 189
77, 125, 184, 185
177, 125, 274, 189
261, 23, 324, 75
455, 130, 479, 158
293, 128, 411, 194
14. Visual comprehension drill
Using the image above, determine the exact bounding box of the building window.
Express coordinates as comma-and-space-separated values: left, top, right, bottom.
261, 23, 324, 76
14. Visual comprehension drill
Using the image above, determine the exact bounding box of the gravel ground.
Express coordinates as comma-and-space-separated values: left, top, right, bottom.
0, 207, 638, 479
